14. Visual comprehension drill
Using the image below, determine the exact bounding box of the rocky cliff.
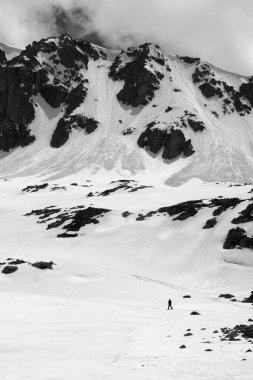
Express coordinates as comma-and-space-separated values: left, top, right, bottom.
1, 35, 253, 182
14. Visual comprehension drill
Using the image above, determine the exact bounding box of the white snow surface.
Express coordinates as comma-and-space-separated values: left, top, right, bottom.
0, 175, 253, 379
0, 43, 253, 379
0, 41, 22, 60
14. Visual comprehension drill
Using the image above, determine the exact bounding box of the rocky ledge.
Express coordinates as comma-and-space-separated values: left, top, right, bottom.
25, 205, 110, 238
137, 123, 194, 159
0, 34, 101, 151
109, 43, 168, 107
192, 62, 252, 115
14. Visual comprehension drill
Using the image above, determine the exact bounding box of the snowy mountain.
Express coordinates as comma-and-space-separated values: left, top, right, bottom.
0, 35, 253, 379
1, 34, 253, 182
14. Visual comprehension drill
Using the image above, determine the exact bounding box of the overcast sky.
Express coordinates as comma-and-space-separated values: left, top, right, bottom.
0, 0, 253, 75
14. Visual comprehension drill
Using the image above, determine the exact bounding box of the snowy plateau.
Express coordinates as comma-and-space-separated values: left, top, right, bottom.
0, 35, 253, 379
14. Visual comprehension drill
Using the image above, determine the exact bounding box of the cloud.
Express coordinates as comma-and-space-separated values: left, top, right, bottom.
0, 0, 253, 74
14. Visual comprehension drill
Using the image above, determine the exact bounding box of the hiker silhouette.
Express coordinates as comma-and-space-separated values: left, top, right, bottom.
168, 299, 173, 310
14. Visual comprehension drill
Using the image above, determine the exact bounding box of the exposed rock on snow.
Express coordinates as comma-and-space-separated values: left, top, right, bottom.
0, 48, 6, 64
242, 291, 253, 304
0, 34, 101, 152
239, 81, 253, 107
162, 129, 194, 159
1, 259, 56, 273
0, 65, 36, 151
87, 182, 152, 197
203, 218, 217, 229
8, 259, 26, 265
137, 122, 168, 154
187, 118, 205, 132
1, 35, 253, 180
22, 183, 49, 193
2, 265, 18, 274
109, 43, 166, 107
210, 198, 242, 216
178, 56, 200, 65
25, 205, 110, 237
31, 261, 55, 270
220, 324, 253, 340
40, 83, 69, 108
192, 62, 252, 115
223, 227, 253, 250
231, 202, 253, 224
50, 114, 99, 148
219, 294, 235, 299
137, 124, 194, 159
136, 197, 244, 224
65, 82, 88, 115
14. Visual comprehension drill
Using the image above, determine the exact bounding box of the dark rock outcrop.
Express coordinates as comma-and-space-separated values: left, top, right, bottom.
221, 324, 253, 341
26, 205, 110, 237
65, 82, 88, 115
138, 124, 194, 159
223, 227, 246, 249
162, 129, 194, 159
8, 259, 26, 265
50, 117, 72, 148
62, 207, 110, 233
0, 48, 6, 64
178, 56, 200, 64
192, 62, 253, 116
0, 34, 104, 152
210, 198, 242, 216
50, 114, 99, 148
187, 118, 205, 132
219, 294, 235, 299
137, 122, 167, 154
203, 218, 217, 229
243, 325, 253, 338
32, 261, 55, 270
242, 291, 253, 304
165, 106, 173, 113
40, 83, 68, 108
231, 202, 253, 224
22, 183, 48, 193
109, 43, 165, 107
239, 82, 253, 107
159, 200, 204, 221
76, 40, 101, 61
0, 65, 36, 151
2, 265, 18, 274
199, 82, 221, 98
223, 227, 253, 249
122, 211, 131, 217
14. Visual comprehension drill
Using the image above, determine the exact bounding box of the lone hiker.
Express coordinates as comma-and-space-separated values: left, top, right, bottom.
168, 299, 173, 310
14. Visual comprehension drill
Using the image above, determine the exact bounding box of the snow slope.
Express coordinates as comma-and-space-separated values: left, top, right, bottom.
0, 37, 253, 379
0, 175, 253, 379
0, 41, 21, 60
0, 38, 253, 183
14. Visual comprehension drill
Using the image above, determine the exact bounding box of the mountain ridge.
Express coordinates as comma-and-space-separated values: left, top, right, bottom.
0, 34, 253, 182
